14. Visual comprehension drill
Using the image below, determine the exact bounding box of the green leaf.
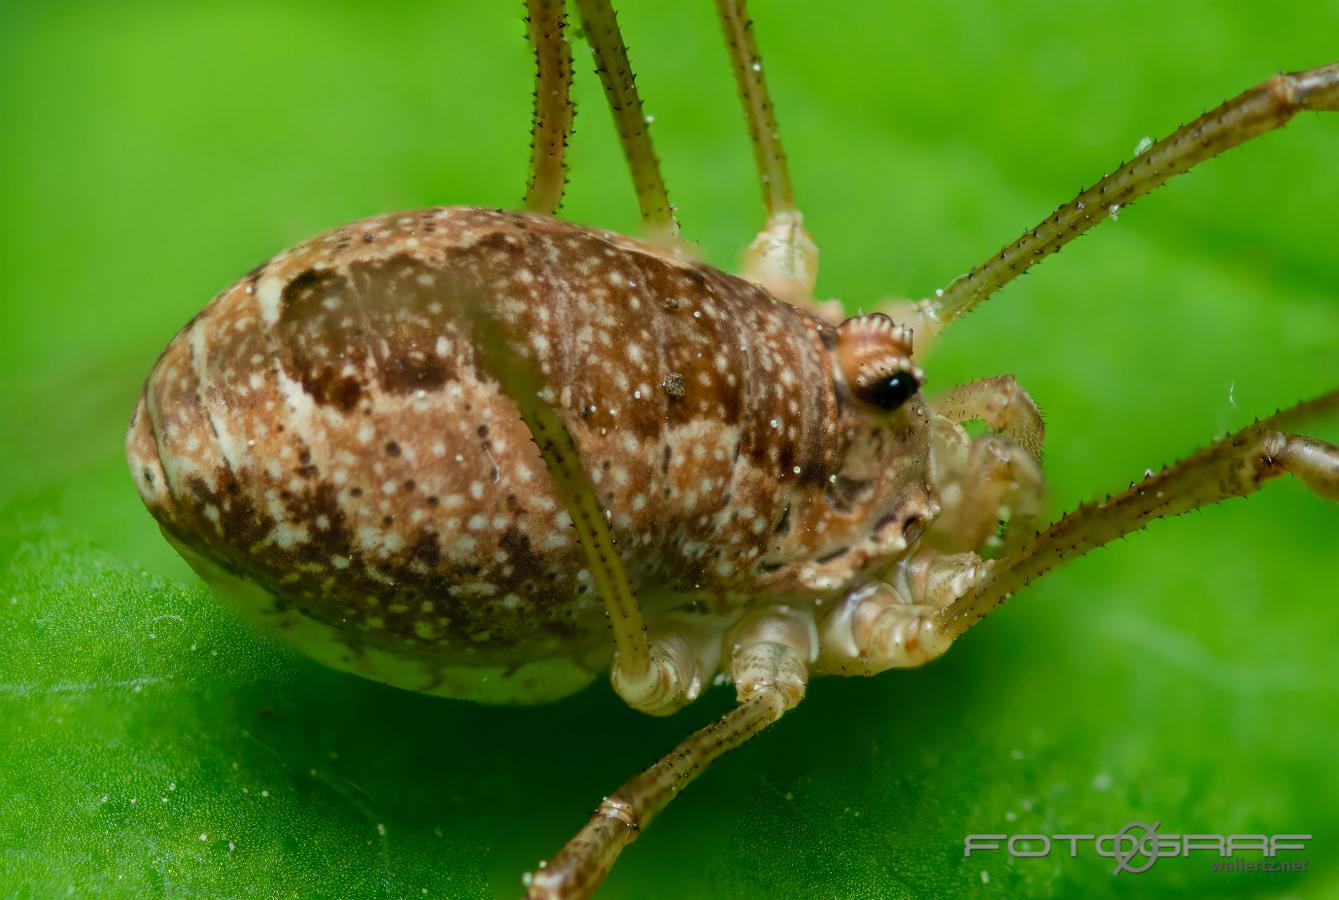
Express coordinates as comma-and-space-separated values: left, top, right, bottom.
3, 2, 1338, 897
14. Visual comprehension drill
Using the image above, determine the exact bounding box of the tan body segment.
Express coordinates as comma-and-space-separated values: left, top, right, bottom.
126, 206, 934, 703
125, 2, 1339, 896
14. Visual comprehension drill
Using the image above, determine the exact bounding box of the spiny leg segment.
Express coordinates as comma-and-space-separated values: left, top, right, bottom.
715, 0, 794, 218
571, 0, 678, 236
528, 607, 813, 900
927, 61, 1339, 327
934, 388, 1339, 639
811, 389, 1339, 676
523, 0, 576, 215
714, 0, 823, 309
499, 18, 1339, 896
461, 285, 707, 715
900, 63, 1339, 640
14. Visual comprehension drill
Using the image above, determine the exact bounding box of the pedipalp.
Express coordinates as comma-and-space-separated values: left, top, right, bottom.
933, 387, 1339, 640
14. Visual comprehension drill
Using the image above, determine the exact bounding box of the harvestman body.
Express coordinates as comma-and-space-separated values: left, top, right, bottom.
125, 1, 1339, 896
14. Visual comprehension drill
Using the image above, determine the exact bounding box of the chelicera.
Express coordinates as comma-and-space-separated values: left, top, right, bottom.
125, 1, 1339, 896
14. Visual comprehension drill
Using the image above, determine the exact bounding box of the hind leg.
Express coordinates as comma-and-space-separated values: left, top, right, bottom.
462, 280, 719, 714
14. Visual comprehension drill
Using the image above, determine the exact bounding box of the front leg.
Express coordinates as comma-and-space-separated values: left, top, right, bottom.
818, 388, 1339, 673
936, 391, 1339, 638
927, 62, 1339, 322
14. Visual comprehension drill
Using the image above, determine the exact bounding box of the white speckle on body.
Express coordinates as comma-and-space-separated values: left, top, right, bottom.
256, 276, 284, 324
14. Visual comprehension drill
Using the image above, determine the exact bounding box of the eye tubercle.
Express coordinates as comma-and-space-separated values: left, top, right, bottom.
835, 313, 925, 412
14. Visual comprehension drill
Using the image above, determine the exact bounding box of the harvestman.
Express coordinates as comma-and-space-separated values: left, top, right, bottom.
122, 2, 1339, 897
516, 1, 1339, 896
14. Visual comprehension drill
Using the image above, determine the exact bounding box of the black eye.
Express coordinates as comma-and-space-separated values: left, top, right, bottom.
861, 371, 919, 411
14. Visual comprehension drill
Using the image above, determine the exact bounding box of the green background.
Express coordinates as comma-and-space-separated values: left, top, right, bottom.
2, 1, 1337, 896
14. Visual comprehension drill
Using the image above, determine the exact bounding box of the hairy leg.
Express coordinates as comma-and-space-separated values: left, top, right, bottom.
571, 0, 678, 237
462, 287, 707, 714
935, 388, 1339, 638
527, 607, 814, 899
523, 0, 576, 215
926, 62, 1339, 324
713, 0, 826, 313
819, 388, 1339, 672
714, 0, 794, 222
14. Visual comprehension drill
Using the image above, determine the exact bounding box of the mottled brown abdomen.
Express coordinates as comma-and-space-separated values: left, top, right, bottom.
127, 207, 856, 695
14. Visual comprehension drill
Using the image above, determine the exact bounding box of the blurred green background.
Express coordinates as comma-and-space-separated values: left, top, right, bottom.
2, 1, 1337, 896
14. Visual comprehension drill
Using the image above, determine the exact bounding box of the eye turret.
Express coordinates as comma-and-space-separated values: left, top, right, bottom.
834, 313, 925, 412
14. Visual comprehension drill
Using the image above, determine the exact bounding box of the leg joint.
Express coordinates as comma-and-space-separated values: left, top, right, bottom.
595, 795, 640, 833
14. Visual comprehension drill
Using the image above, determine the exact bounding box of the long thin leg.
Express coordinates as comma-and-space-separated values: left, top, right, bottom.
935, 387, 1339, 639
927, 62, 1339, 326
462, 288, 705, 714
715, 0, 823, 311
527, 608, 813, 900
571, 0, 678, 237
714, 0, 794, 219
816, 390, 1339, 673
523, 0, 576, 215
